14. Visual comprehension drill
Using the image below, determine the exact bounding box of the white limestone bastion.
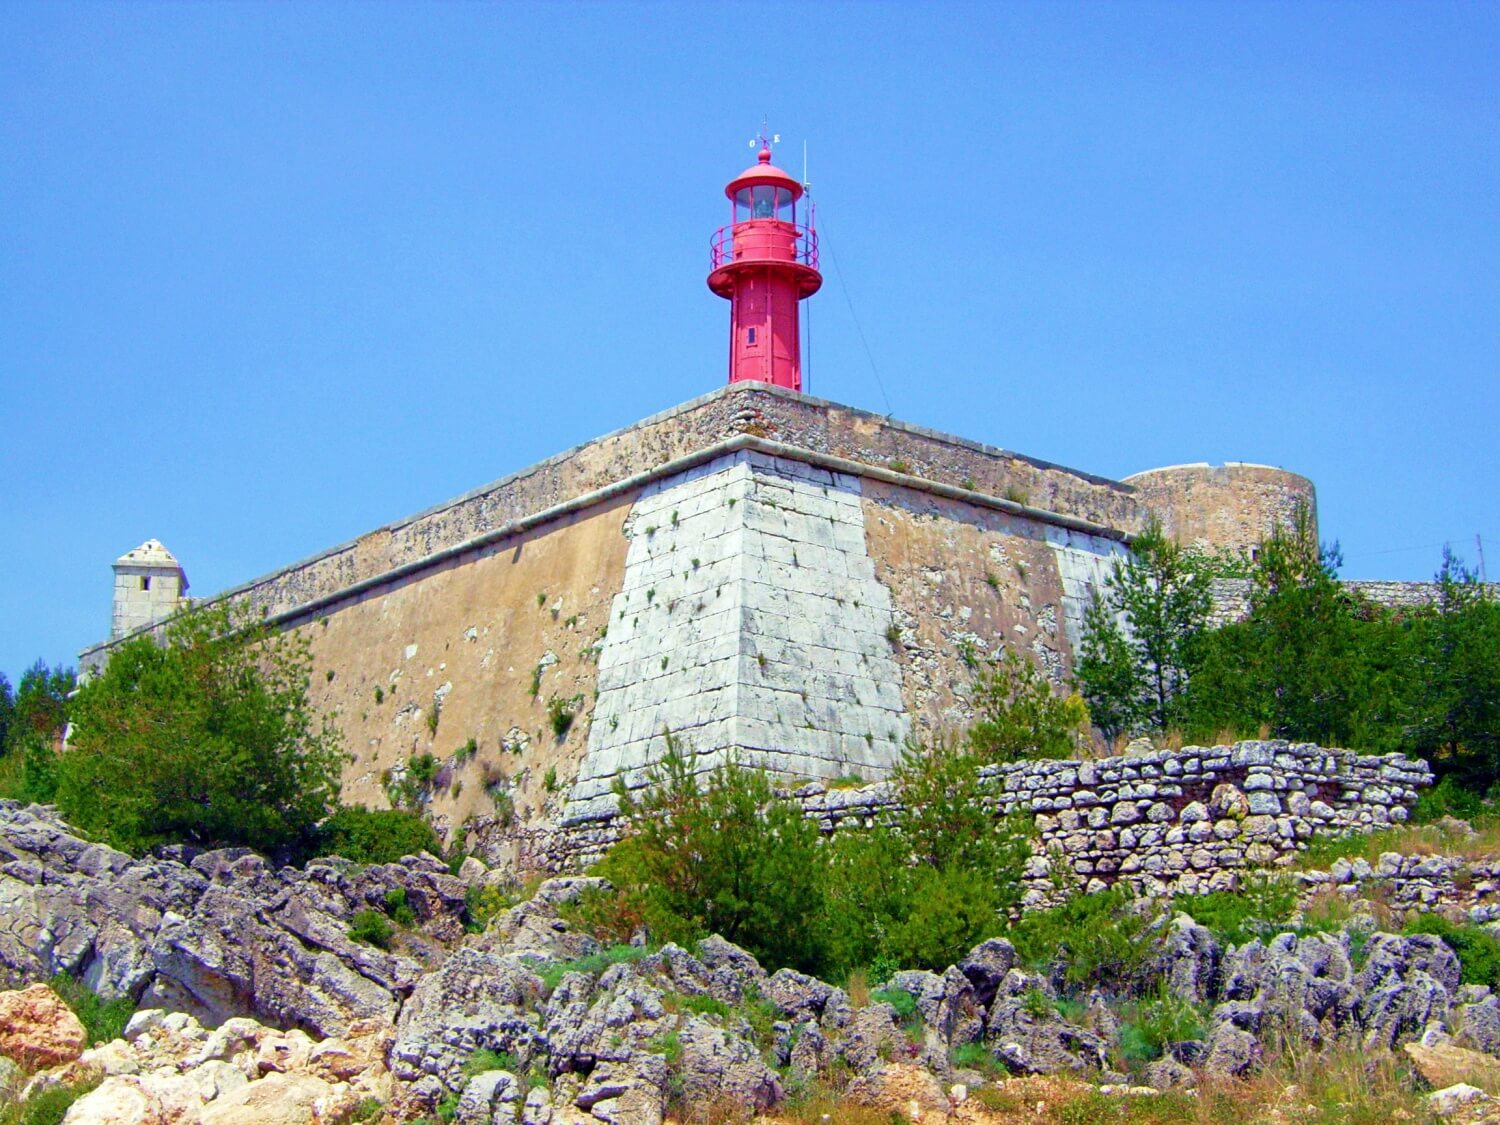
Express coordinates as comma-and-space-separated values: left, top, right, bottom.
564, 451, 910, 823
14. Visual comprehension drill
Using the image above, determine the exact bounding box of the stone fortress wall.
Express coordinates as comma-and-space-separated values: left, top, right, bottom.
79, 383, 1322, 859
1123, 462, 1317, 557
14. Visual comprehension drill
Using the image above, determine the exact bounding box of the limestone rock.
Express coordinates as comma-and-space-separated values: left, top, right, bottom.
59, 1076, 167, 1125
0, 984, 87, 1070
1406, 1041, 1500, 1094
390, 947, 545, 1089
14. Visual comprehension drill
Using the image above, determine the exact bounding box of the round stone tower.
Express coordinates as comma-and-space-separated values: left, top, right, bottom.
1123, 463, 1316, 557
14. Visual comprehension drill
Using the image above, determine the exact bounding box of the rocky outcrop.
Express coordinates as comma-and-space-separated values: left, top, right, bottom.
0, 802, 466, 1037
8, 801, 1500, 1122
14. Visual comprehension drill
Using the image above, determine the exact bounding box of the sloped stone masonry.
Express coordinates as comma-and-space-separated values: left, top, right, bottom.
564, 451, 909, 823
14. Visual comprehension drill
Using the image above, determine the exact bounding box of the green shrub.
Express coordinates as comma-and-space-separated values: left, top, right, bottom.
1173, 876, 1298, 946
681, 993, 731, 1018
821, 738, 1031, 977
4, 1075, 102, 1125
1115, 982, 1206, 1068
383, 887, 416, 927
317, 805, 441, 865
870, 986, 918, 1021
463, 1047, 520, 1076
536, 944, 652, 992
1007, 886, 1162, 993
547, 695, 581, 739
965, 649, 1090, 763
464, 883, 513, 933
48, 973, 133, 1046
588, 738, 829, 974
1414, 775, 1492, 823
1405, 913, 1500, 989
58, 601, 343, 858
349, 908, 394, 950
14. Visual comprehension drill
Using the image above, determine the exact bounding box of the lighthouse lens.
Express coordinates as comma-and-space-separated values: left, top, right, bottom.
750, 185, 776, 218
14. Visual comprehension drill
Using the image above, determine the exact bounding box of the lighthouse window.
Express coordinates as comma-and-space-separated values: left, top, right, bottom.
751, 185, 776, 218
141, 576, 151, 590
747, 328, 757, 344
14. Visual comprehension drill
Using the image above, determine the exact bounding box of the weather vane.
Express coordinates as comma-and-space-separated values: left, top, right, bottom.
749, 118, 780, 154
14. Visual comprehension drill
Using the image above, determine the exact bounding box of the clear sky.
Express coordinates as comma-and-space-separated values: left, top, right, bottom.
2, 1, 1496, 678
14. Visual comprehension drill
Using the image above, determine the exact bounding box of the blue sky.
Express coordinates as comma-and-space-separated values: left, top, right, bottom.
2, 1, 1496, 678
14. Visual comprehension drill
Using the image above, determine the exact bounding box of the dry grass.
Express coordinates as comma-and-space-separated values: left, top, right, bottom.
845, 969, 871, 1010
743, 1036, 1437, 1125
1292, 817, 1500, 871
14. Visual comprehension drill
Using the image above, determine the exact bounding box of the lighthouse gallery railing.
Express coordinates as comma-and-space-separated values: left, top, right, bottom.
709, 223, 819, 272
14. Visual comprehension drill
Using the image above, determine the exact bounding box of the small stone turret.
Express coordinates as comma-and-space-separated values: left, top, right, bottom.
111, 539, 188, 639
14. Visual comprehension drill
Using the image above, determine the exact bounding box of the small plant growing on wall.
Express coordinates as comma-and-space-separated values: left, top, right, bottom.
888, 458, 910, 474
537, 592, 548, 608
426, 698, 442, 737
544, 766, 559, 792
885, 623, 902, 647
1004, 484, 1029, 505
547, 694, 583, 740
373, 685, 384, 705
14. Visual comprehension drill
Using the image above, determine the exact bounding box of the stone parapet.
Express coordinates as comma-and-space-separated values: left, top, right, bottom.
81, 384, 1147, 669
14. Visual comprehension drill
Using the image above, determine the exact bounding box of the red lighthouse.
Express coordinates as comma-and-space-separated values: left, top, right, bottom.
708, 131, 821, 391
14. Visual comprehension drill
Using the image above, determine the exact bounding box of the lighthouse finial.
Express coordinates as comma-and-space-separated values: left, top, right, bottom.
749, 119, 780, 163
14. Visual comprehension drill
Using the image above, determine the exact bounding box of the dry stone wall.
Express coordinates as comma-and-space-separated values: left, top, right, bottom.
1208, 577, 1500, 627
546, 741, 1431, 897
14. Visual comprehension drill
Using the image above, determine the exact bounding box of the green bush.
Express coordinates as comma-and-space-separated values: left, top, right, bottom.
1007, 886, 1162, 993
1405, 913, 1500, 989
588, 738, 829, 974
463, 1048, 520, 1076
536, 944, 651, 992
821, 738, 1031, 976
1413, 775, 1492, 824
965, 649, 1090, 763
869, 986, 918, 1020
48, 972, 133, 1046
1173, 877, 1298, 946
58, 602, 342, 858
384, 887, 416, 927
1115, 982, 1206, 1068
2, 1075, 102, 1125
349, 908, 394, 950
317, 805, 442, 865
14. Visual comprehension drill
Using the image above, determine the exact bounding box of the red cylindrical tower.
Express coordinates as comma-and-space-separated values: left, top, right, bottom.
708, 139, 822, 391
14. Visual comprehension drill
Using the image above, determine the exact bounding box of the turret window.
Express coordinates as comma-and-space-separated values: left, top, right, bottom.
141, 576, 151, 590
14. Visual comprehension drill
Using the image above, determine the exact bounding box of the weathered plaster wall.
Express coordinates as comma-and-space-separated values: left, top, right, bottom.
291, 498, 635, 847
860, 483, 1127, 738
83, 383, 1151, 674
1124, 463, 1316, 556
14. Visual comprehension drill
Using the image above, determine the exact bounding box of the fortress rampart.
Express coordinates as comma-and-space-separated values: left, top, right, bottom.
80, 384, 1325, 857
1124, 462, 1316, 557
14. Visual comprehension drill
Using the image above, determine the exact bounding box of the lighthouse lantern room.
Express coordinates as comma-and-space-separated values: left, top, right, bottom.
708, 130, 822, 391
